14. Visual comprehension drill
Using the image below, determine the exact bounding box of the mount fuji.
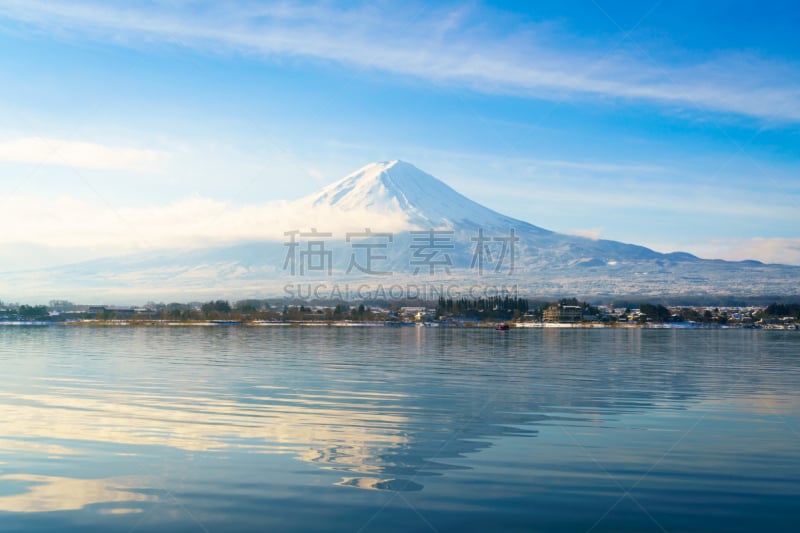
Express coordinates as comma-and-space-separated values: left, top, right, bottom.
5, 160, 799, 301
297, 160, 533, 232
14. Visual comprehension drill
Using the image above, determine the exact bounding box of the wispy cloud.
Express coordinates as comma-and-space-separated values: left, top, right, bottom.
0, 193, 407, 253
678, 237, 800, 266
459, 168, 798, 221
2, 1, 799, 121
3, 184, 798, 267
568, 227, 604, 240
532, 159, 666, 174
0, 137, 165, 171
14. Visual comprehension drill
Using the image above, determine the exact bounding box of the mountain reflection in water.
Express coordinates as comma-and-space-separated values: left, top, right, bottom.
0, 326, 797, 532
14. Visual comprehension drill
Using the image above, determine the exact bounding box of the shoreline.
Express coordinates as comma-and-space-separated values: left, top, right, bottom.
0, 320, 794, 330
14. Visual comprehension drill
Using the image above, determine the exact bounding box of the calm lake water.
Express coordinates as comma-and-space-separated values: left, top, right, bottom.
0, 326, 798, 532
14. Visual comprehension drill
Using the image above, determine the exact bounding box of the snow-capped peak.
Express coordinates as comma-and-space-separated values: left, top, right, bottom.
297, 160, 536, 231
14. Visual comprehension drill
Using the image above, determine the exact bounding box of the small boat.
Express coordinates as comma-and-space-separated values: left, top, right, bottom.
494, 323, 510, 331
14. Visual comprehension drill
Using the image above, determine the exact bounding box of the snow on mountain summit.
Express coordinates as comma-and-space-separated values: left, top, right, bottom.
298, 160, 542, 231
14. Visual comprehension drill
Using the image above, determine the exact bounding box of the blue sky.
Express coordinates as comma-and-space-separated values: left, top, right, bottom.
0, 0, 799, 269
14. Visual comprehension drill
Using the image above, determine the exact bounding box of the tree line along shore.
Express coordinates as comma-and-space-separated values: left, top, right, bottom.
2, 297, 799, 328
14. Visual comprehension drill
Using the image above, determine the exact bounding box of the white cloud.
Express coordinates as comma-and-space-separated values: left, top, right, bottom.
0, 193, 408, 254
677, 237, 800, 266
0, 188, 797, 268
2, 1, 799, 121
568, 228, 603, 240
0, 137, 165, 171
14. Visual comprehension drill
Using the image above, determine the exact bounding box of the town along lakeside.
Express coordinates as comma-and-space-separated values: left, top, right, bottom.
3, 297, 799, 329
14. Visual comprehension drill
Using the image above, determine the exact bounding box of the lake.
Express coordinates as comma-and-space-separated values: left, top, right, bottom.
0, 326, 798, 532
